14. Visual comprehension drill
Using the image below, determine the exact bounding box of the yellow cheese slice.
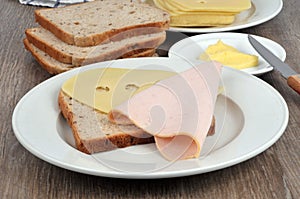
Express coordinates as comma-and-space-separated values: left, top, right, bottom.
163, 0, 251, 12
62, 68, 176, 113
170, 14, 235, 27
200, 40, 258, 69
153, 0, 238, 15
152, 0, 241, 26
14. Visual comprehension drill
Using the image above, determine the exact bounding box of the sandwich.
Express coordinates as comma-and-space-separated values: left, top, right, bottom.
58, 62, 222, 161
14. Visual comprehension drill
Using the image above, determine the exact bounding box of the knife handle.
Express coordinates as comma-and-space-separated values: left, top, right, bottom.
287, 75, 300, 94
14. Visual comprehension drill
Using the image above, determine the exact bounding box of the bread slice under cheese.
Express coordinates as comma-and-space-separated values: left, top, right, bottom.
58, 91, 155, 154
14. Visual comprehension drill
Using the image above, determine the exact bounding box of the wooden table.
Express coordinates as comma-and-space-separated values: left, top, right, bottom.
1, 0, 299, 198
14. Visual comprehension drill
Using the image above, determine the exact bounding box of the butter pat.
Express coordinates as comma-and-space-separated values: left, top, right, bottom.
200, 40, 258, 70
62, 68, 176, 113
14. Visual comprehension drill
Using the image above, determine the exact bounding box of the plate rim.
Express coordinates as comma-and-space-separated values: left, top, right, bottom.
168, 32, 287, 76
168, 0, 283, 33
12, 57, 289, 179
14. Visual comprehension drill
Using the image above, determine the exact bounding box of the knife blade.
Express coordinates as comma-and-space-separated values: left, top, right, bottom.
248, 35, 300, 94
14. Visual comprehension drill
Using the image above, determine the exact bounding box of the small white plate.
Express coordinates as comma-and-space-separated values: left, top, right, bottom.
169, 0, 283, 33
169, 32, 286, 76
12, 57, 288, 179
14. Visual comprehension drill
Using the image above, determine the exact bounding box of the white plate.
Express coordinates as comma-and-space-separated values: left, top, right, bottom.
169, 32, 286, 75
12, 57, 288, 179
169, 0, 283, 33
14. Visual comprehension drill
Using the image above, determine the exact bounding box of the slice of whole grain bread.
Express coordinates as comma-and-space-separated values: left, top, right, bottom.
35, 0, 170, 47
24, 38, 156, 75
25, 27, 165, 67
58, 90, 155, 154
58, 90, 215, 154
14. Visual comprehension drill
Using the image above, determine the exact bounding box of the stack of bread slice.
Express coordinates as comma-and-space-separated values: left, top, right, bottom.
24, 0, 170, 74
152, 0, 251, 27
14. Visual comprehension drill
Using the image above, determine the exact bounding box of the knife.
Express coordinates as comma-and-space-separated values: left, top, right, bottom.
248, 35, 300, 94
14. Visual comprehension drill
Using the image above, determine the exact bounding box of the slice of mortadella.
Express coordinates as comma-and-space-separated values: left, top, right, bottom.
108, 61, 222, 161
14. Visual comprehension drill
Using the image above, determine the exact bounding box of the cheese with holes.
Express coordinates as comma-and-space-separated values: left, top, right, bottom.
61, 68, 176, 113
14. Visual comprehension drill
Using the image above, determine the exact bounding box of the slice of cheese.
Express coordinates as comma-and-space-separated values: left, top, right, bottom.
154, 0, 239, 15
170, 14, 235, 27
154, 0, 236, 26
163, 0, 251, 12
109, 62, 222, 161
152, 0, 250, 27
62, 68, 176, 114
200, 40, 258, 69
154, 0, 238, 15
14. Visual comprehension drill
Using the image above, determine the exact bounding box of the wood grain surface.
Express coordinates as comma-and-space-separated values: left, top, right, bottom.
1, 0, 299, 198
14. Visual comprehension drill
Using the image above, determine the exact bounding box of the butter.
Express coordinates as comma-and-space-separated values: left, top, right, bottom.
200, 40, 258, 70
62, 68, 176, 113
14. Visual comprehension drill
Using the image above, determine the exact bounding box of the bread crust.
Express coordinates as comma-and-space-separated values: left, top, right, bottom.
24, 38, 72, 74
35, 9, 76, 45
25, 28, 72, 64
